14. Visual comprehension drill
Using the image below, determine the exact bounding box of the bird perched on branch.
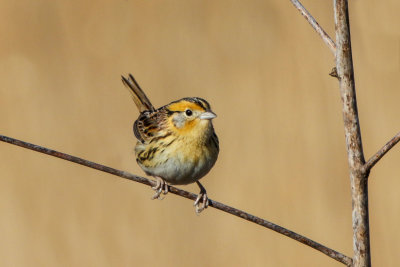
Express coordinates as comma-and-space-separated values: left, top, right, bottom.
122, 74, 219, 213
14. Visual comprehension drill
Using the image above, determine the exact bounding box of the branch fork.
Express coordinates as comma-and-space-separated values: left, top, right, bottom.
1, 1, 399, 266
291, 0, 400, 266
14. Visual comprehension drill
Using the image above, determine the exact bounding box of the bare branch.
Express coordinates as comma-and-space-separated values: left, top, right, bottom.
364, 131, 400, 172
0, 134, 352, 266
334, 0, 371, 266
289, 0, 336, 55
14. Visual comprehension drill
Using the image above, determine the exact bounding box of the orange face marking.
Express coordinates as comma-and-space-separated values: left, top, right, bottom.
167, 101, 206, 113
167, 112, 200, 134
166, 100, 210, 136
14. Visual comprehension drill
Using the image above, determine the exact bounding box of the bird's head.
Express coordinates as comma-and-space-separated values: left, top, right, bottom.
166, 97, 217, 136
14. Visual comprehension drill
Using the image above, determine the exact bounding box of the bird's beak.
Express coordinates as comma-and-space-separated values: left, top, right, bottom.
199, 111, 217, 120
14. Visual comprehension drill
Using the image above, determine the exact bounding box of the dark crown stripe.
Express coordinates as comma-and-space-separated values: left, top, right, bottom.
181, 97, 211, 111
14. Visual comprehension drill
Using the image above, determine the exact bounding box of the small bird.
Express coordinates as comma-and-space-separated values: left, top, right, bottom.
122, 74, 219, 213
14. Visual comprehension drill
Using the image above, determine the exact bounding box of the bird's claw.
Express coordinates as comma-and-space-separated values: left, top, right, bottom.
194, 191, 209, 214
151, 177, 168, 200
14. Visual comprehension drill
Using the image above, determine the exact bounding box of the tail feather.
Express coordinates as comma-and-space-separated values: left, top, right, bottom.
122, 74, 155, 112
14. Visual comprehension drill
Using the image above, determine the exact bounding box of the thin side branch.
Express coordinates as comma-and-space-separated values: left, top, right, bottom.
0, 134, 352, 266
289, 0, 336, 55
364, 131, 400, 172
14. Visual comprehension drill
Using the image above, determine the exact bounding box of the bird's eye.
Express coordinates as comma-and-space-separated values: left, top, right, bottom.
185, 109, 193, 116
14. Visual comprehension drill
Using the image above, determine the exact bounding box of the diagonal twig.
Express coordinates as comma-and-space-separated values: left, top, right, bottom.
0, 134, 352, 266
289, 0, 336, 55
363, 131, 400, 172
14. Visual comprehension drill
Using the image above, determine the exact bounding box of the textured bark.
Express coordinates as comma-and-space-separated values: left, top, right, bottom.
333, 1, 371, 266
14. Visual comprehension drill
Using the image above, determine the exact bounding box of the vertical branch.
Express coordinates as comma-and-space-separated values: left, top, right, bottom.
333, 0, 371, 266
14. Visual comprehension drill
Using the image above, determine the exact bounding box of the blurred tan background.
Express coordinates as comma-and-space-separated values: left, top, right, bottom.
0, 0, 399, 266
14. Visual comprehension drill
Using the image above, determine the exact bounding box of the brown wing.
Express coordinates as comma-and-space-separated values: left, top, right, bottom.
121, 74, 155, 112
133, 109, 167, 143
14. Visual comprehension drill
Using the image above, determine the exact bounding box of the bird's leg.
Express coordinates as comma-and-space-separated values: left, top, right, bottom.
163, 180, 169, 195
194, 181, 209, 214
151, 177, 168, 200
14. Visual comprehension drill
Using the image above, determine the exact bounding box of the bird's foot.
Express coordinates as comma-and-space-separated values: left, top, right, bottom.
194, 181, 209, 214
151, 177, 169, 200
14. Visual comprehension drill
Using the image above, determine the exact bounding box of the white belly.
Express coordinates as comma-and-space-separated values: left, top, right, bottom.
136, 140, 218, 185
